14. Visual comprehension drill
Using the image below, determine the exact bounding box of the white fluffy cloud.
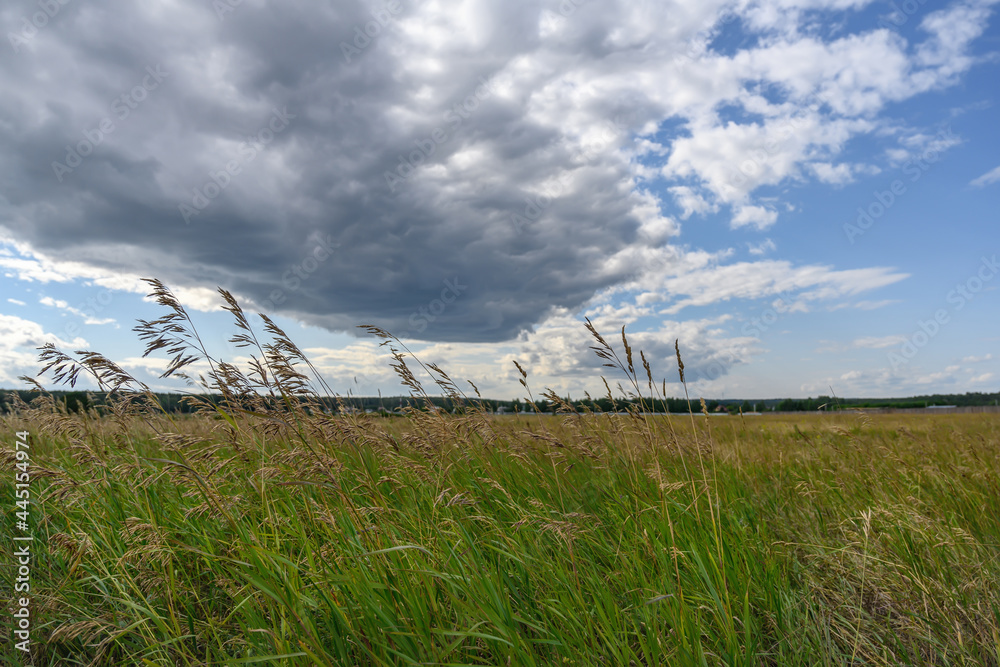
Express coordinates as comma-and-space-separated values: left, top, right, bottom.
748, 238, 777, 255
732, 205, 779, 230
0, 314, 89, 386
970, 165, 1000, 188
39, 296, 116, 326
642, 259, 908, 314
854, 335, 908, 349
0, 243, 222, 312
649, 0, 991, 229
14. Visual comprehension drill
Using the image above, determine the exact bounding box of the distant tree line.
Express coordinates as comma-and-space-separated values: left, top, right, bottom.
2, 389, 998, 416
0, 390, 203, 415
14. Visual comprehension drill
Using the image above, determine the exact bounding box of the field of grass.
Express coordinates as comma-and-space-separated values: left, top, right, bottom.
2, 281, 999, 665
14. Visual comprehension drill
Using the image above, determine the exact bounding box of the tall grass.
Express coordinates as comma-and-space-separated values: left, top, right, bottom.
1, 280, 998, 665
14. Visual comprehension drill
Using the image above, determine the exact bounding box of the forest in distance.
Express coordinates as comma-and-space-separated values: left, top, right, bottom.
3, 388, 999, 416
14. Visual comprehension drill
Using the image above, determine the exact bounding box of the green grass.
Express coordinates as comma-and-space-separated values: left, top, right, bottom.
1, 280, 998, 665
2, 410, 999, 665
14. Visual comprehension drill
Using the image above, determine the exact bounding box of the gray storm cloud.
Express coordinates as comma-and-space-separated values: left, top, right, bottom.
1, 0, 673, 342
1, 0, 984, 346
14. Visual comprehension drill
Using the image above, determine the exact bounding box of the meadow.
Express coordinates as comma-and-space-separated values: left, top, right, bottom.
1, 280, 998, 666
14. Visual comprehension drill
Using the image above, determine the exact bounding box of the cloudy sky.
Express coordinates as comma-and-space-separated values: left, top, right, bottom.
2, 0, 998, 401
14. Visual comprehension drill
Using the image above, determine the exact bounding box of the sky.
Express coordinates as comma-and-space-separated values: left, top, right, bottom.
1, 0, 998, 402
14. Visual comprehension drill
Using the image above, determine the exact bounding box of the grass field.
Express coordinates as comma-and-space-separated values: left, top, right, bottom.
2, 282, 998, 665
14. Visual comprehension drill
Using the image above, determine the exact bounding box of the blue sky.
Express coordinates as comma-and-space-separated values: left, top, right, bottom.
1, 0, 998, 400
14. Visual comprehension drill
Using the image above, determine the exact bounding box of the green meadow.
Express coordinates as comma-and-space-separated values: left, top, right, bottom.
1, 282, 998, 665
